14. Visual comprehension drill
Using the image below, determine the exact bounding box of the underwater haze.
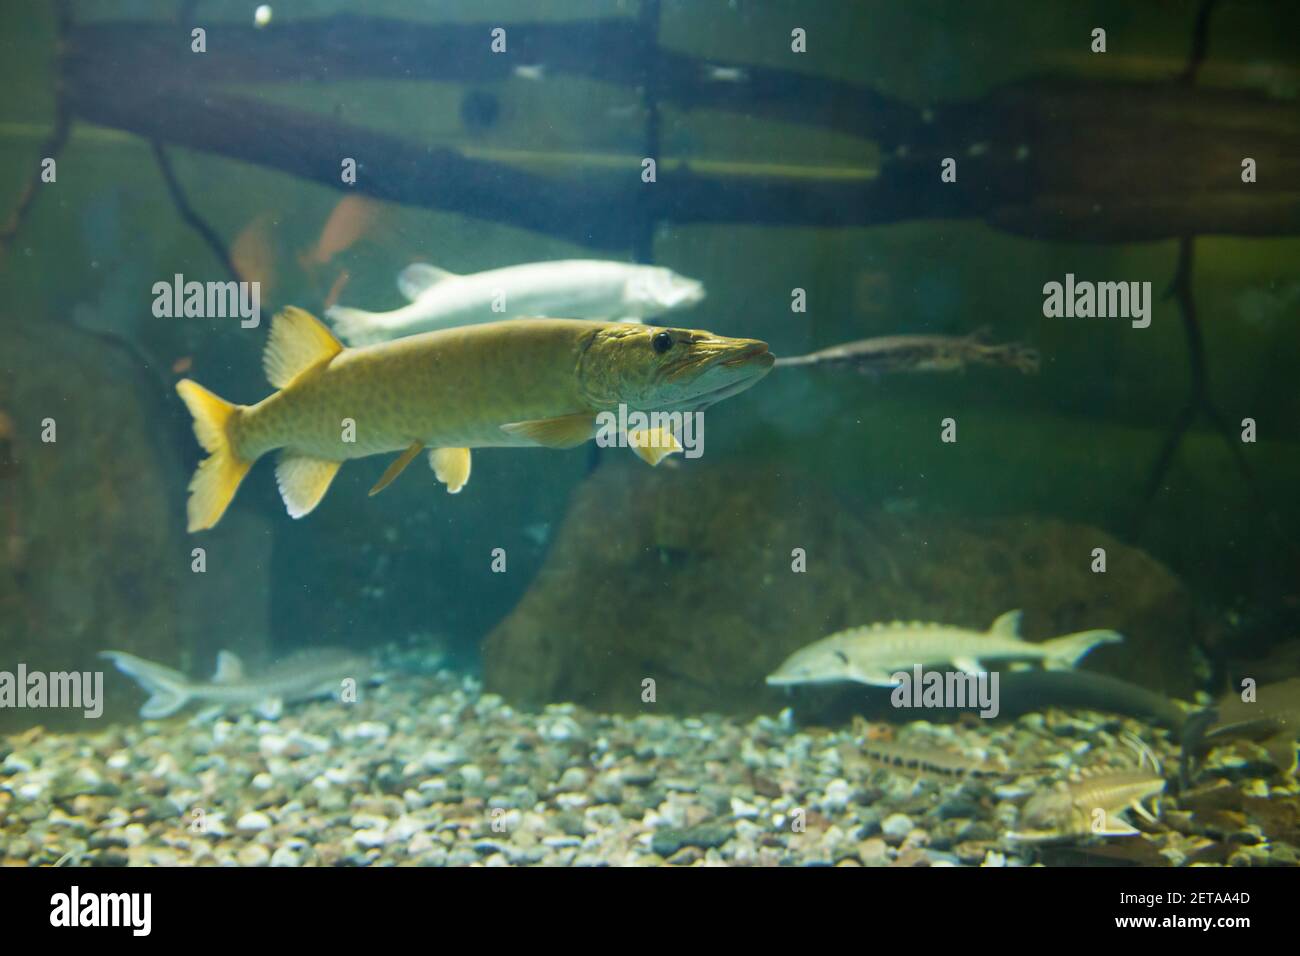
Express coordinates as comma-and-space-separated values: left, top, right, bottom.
0, 0, 1299, 871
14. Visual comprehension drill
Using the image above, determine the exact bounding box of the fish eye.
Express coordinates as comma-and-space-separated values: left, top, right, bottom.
652, 331, 674, 354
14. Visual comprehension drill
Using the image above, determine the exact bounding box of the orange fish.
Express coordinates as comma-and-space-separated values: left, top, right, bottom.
231, 212, 279, 295
301, 195, 382, 268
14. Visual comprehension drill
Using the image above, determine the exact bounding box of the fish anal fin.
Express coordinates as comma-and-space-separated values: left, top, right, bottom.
369, 441, 425, 496
500, 413, 595, 449
627, 427, 683, 466
990, 609, 1023, 637
429, 448, 472, 494
264, 307, 344, 389
275, 453, 342, 519
398, 263, 456, 301
952, 656, 986, 676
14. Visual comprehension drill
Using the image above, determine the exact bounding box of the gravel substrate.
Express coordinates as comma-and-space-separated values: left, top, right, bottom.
1, 669, 1296, 867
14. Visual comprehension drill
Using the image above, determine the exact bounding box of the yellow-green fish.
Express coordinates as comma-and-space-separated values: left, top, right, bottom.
176, 308, 773, 532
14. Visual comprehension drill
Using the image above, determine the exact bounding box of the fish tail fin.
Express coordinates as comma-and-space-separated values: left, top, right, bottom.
176, 379, 252, 532
1040, 629, 1124, 670
324, 305, 384, 346
100, 651, 192, 718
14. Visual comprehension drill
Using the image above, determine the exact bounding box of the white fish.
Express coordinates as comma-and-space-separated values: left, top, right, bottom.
765, 610, 1122, 687
101, 648, 371, 718
326, 259, 706, 346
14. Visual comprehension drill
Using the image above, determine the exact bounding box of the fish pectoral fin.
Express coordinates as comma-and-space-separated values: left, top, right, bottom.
500, 413, 595, 449
263, 307, 344, 388
368, 441, 426, 496
256, 697, 284, 720
397, 263, 456, 301
212, 651, 245, 684
429, 448, 472, 494
1130, 799, 1159, 825
853, 670, 901, 687
1093, 813, 1140, 837
952, 656, 986, 676
276, 453, 343, 518
627, 427, 683, 466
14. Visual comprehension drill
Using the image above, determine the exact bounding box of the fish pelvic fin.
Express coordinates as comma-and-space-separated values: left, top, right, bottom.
265, 306, 344, 387
369, 441, 425, 496
276, 453, 343, 519
430, 447, 472, 493
1040, 629, 1124, 670
100, 651, 192, 719
176, 379, 252, 532
324, 305, 385, 347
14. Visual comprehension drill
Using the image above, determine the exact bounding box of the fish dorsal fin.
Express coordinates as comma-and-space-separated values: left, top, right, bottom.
212, 651, 244, 684
500, 413, 595, 449
275, 453, 343, 519
264, 307, 344, 389
398, 263, 457, 301
990, 609, 1023, 637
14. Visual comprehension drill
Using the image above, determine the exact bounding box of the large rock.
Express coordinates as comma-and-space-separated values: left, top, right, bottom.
483, 460, 1205, 718
0, 321, 272, 729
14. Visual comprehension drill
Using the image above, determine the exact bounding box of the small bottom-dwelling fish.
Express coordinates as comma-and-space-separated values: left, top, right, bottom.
1185, 677, 1300, 778
1008, 736, 1167, 843
847, 738, 1017, 783
765, 610, 1122, 687
774, 329, 1040, 375
101, 649, 371, 719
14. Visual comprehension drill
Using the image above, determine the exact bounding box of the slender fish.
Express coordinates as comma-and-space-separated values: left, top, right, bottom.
775, 329, 1039, 375
101, 649, 371, 719
175, 308, 772, 531
326, 259, 705, 345
766, 610, 1122, 687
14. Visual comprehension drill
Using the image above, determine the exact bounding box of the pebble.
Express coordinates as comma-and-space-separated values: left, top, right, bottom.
0, 667, 1284, 869
881, 813, 914, 843
236, 811, 272, 832
237, 844, 271, 867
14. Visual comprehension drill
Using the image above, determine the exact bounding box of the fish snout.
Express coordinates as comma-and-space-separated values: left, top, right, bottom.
720, 339, 773, 370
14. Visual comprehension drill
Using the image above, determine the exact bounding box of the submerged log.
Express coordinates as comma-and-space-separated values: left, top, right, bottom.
57, 16, 1300, 246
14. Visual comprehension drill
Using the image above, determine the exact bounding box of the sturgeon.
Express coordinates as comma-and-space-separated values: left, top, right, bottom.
101, 648, 371, 719
765, 611, 1122, 687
